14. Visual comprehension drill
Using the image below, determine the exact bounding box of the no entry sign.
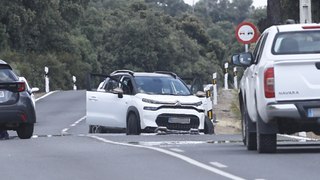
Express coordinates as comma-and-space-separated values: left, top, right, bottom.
235, 22, 259, 44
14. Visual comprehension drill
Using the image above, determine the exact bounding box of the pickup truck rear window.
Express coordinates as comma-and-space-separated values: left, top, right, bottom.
272, 31, 320, 54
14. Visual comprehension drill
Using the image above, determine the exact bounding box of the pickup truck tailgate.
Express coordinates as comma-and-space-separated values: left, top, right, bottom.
274, 60, 320, 101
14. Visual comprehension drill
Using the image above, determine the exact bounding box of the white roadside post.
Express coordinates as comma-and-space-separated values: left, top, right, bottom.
212, 73, 217, 105
72, 76, 77, 90
44, 66, 49, 93
300, 0, 312, 23
224, 62, 228, 90
233, 67, 238, 89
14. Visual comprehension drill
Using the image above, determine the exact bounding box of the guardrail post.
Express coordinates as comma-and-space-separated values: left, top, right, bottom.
233, 67, 238, 89
44, 66, 49, 93
224, 62, 229, 90
72, 76, 77, 90
212, 73, 217, 105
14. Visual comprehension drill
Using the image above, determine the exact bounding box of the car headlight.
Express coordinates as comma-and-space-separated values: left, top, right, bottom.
194, 101, 202, 107
142, 98, 162, 104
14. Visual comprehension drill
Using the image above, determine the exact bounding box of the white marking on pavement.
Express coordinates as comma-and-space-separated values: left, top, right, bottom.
279, 134, 317, 141
35, 91, 57, 102
138, 141, 206, 146
32, 135, 38, 138
89, 135, 246, 180
255, 179, 266, 180
170, 148, 185, 153
61, 128, 69, 134
61, 116, 86, 134
210, 162, 228, 168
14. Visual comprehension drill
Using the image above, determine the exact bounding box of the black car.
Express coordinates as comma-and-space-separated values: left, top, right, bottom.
0, 60, 36, 139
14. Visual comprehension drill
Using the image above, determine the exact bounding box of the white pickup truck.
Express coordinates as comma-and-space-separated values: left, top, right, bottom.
232, 23, 320, 153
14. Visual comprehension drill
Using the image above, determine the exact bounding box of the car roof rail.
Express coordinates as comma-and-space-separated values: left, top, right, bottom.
154, 71, 177, 78
111, 70, 134, 76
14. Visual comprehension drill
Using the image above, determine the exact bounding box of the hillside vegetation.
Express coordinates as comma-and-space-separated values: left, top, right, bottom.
0, 0, 264, 90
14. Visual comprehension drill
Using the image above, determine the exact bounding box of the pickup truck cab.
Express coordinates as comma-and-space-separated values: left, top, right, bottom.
232, 24, 320, 153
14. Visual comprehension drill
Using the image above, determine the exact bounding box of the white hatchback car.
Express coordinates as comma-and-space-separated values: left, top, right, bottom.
86, 70, 214, 135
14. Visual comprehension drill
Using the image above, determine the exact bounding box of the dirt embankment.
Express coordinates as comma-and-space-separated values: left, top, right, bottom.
213, 89, 241, 134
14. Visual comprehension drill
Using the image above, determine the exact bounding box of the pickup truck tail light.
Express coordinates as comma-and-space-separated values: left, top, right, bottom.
264, 68, 275, 98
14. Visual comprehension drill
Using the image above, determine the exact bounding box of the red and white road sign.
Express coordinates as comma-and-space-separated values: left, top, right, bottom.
235, 22, 259, 44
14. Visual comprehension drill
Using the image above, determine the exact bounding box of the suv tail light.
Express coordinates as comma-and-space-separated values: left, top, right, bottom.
264, 68, 275, 98
17, 82, 26, 92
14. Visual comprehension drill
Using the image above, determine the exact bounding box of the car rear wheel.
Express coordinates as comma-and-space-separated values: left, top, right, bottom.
242, 103, 257, 150
17, 123, 34, 139
126, 113, 141, 135
204, 117, 214, 134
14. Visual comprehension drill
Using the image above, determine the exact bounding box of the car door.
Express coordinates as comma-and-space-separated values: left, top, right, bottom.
246, 33, 268, 122
86, 75, 128, 128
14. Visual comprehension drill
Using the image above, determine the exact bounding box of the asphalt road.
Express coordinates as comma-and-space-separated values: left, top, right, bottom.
2, 90, 320, 180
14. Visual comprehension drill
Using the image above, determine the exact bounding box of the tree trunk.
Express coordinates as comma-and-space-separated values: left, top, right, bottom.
267, 0, 282, 25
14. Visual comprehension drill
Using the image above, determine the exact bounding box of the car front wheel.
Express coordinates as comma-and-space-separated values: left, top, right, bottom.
126, 113, 141, 135
204, 117, 214, 134
17, 123, 34, 139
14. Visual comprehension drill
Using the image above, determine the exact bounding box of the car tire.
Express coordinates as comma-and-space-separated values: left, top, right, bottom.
257, 133, 277, 153
17, 123, 34, 139
242, 103, 257, 150
126, 113, 141, 135
204, 117, 214, 134
89, 125, 105, 133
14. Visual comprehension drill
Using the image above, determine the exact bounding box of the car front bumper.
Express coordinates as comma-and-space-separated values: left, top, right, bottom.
140, 107, 205, 131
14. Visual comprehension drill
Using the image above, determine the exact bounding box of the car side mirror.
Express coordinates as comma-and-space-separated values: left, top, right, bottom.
238, 52, 253, 67
113, 87, 124, 98
231, 54, 241, 66
195, 91, 206, 98
31, 87, 39, 93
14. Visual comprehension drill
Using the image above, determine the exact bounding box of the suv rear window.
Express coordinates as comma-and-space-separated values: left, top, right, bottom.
0, 68, 18, 82
272, 31, 320, 54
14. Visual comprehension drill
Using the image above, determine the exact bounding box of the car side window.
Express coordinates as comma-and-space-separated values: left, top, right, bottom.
104, 75, 121, 92
121, 77, 133, 95
254, 33, 268, 64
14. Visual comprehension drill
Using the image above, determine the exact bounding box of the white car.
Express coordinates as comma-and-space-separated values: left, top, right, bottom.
86, 70, 214, 135
232, 23, 320, 153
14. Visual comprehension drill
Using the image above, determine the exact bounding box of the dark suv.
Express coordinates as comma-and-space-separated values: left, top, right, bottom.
0, 60, 36, 139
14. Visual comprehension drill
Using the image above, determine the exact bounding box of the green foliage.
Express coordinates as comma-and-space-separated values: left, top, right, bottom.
0, 0, 267, 90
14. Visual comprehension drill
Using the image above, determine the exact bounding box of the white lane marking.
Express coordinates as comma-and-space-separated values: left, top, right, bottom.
32, 135, 38, 138
210, 162, 228, 168
170, 148, 185, 153
35, 91, 57, 102
70, 116, 86, 127
279, 134, 317, 141
89, 135, 246, 180
138, 141, 206, 146
61, 116, 86, 134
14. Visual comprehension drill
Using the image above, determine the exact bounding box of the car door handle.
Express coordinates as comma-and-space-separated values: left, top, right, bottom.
316, 62, 320, 70
251, 72, 258, 78
88, 96, 98, 101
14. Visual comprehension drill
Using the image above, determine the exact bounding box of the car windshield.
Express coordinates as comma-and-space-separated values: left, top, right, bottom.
272, 31, 320, 54
134, 76, 191, 95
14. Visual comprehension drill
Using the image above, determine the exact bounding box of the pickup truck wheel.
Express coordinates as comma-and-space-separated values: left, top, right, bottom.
242, 105, 257, 150
126, 113, 141, 135
257, 133, 277, 153
17, 123, 34, 139
204, 117, 214, 134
